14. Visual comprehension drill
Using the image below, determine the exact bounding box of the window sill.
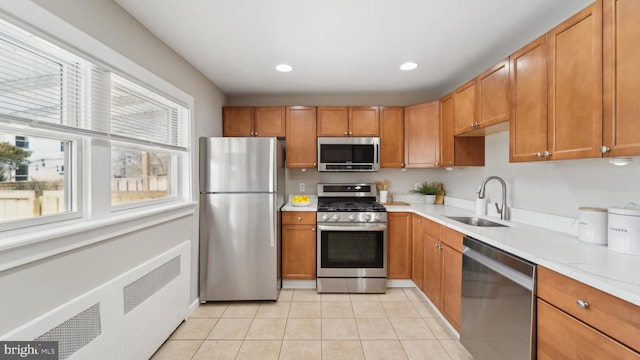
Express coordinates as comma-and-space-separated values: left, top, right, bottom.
0, 201, 197, 272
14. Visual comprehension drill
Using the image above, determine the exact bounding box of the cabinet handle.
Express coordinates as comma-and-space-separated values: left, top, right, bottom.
600, 146, 611, 154
576, 299, 589, 309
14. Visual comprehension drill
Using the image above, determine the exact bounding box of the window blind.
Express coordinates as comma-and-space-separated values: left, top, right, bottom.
0, 18, 188, 150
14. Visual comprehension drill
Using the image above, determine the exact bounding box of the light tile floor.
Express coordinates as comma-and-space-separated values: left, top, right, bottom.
150, 288, 473, 360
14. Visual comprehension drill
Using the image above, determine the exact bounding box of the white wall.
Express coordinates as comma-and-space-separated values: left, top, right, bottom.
0, 0, 228, 331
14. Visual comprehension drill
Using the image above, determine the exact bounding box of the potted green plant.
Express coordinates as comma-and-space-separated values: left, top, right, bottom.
409, 181, 441, 204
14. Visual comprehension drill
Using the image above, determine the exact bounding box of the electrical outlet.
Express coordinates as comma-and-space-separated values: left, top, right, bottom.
299, 183, 305, 192
414, 182, 420, 190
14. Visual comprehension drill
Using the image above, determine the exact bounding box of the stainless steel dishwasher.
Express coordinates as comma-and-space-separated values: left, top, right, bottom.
460, 236, 536, 360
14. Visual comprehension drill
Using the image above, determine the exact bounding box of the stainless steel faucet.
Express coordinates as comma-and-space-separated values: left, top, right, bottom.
478, 176, 508, 220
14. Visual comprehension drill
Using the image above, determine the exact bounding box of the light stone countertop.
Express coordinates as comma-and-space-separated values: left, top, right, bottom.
282, 199, 640, 306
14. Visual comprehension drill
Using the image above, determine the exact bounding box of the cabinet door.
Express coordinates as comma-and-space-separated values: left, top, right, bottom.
603, 0, 640, 157
454, 80, 477, 135
387, 212, 412, 279
404, 101, 440, 168
317, 106, 349, 136
478, 58, 510, 128
439, 94, 455, 167
423, 234, 442, 309
547, 1, 603, 160
442, 244, 462, 331
411, 214, 425, 290
282, 224, 316, 279
510, 36, 549, 162
537, 299, 639, 360
286, 106, 317, 168
349, 106, 379, 136
254, 106, 286, 137
380, 106, 405, 168
223, 107, 254, 136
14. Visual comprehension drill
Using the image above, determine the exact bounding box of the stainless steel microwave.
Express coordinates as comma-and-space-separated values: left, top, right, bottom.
317, 137, 380, 172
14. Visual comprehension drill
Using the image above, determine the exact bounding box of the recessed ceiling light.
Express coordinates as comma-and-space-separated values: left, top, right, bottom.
275, 64, 293, 72
400, 62, 418, 71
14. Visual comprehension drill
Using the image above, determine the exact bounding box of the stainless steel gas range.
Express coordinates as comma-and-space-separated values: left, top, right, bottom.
316, 183, 387, 293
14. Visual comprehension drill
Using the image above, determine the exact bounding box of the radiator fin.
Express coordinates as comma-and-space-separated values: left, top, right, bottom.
35, 303, 102, 360
123, 255, 180, 314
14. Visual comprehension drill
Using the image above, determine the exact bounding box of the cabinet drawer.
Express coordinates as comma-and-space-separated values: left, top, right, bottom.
440, 226, 463, 252
537, 266, 640, 352
282, 211, 316, 225
537, 299, 639, 359
422, 218, 440, 238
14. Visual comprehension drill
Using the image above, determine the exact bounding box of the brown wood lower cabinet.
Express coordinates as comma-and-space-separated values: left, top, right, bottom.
537, 299, 639, 359
537, 266, 640, 357
282, 212, 316, 280
410, 214, 463, 332
387, 212, 412, 279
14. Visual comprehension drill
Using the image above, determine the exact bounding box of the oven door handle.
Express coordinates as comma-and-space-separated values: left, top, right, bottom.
317, 224, 387, 232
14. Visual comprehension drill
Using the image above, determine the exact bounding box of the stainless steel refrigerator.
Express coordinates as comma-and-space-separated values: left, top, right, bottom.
199, 137, 284, 301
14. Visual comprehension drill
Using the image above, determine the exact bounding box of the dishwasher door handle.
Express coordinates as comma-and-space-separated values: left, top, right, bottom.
463, 246, 534, 290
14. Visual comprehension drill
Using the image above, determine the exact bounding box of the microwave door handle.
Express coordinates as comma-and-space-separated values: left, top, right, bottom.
376, 144, 379, 164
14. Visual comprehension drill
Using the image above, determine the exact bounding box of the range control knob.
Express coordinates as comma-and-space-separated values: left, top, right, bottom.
348, 214, 357, 221
364, 214, 372, 222
374, 214, 382, 221
331, 214, 340, 221
321, 214, 330, 221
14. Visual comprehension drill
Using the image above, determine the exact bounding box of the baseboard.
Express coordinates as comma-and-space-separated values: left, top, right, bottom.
282, 280, 316, 289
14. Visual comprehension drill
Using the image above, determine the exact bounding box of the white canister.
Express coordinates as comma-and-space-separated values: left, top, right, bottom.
607, 202, 640, 255
578, 207, 608, 245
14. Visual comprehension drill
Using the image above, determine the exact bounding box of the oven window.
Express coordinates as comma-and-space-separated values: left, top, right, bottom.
320, 230, 384, 268
320, 145, 374, 163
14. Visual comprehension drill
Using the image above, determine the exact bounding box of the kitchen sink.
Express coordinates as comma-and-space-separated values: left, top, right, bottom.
446, 216, 508, 227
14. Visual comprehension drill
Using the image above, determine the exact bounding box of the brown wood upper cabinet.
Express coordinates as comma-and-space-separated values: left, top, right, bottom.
285, 106, 317, 168
379, 106, 405, 168
317, 106, 379, 136
404, 101, 440, 168
454, 58, 510, 136
511, 1, 603, 162
440, 93, 485, 167
223, 106, 286, 137
602, 0, 640, 157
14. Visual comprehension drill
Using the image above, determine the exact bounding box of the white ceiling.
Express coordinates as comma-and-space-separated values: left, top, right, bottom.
115, 0, 594, 98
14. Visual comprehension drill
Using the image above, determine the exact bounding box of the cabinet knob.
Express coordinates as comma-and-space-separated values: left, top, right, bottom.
448, 161, 454, 165
312, 227, 316, 232
600, 146, 611, 154
576, 299, 589, 309
297, 216, 302, 221
536, 152, 543, 158
349, 131, 353, 135
344, 132, 348, 135
543, 151, 552, 157
254, 132, 258, 136
435, 161, 439, 166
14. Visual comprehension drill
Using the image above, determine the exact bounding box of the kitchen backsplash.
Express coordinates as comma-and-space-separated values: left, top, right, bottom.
286, 131, 639, 224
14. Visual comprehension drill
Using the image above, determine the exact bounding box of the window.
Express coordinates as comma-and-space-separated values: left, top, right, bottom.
111, 146, 175, 205
0, 15, 191, 231
15, 136, 29, 148
0, 131, 74, 222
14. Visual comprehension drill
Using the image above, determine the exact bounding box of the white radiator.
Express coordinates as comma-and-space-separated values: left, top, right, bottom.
1, 241, 191, 360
